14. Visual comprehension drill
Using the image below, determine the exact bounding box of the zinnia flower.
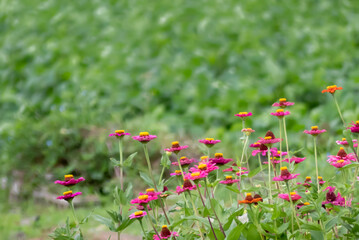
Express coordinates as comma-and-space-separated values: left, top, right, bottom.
249, 142, 261, 148
132, 132, 157, 143
322, 186, 345, 206
271, 150, 288, 158
56, 190, 82, 201
170, 170, 185, 177
263, 157, 281, 165
272, 98, 295, 108
130, 194, 158, 205
303, 126, 326, 136
139, 188, 162, 197
171, 156, 196, 167
223, 163, 244, 172
318, 176, 326, 186
327, 147, 356, 163
129, 211, 147, 219
242, 128, 255, 136
321, 85, 343, 94
235, 112, 253, 119
283, 156, 306, 164
109, 130, 131, 138
219, 176, 240, 186
176, 179, 197, 194
297, 176, 312, 188
273, 167, 300, 181
186, 172, 207, 182
164, 141, 188, 154
258, 130, 281, 146
54, 174, 85, 187
153, 225, 179, 240
198, 138, 221, 147
296, 202, 310, 209
209, 153, 233, 166
236, 170, 249, 176
189, 161, 219, 174
251, 144, 279, 156
348, 121, 359, 133
330, 160, 351, 168
278, 192, 302, 202
238, 193, 262, 204
270, 109, 290, 118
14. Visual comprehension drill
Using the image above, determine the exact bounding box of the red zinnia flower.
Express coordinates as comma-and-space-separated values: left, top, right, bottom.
318, 176, 326, 186
321, 85, 343, 94
153, 225, 179, 240
242, 128, 255, 136
186, 171, 208, 182
176, 179, 197, 194
322, 186, 345, 206
327, 147, 356, 163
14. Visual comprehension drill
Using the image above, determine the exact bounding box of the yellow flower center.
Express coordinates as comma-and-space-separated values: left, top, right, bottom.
146, 188, 155, 193
140, 132, 149, 136
198, 164, 207, 170
63, 190, 72, 195
172, 141, 179, 145
327, 85, 337, 89
134, 211, 143, 216
279, 98, 287, 102
356, 120, 359, 124
200, 156, 208, 161
280, 167, 287, 171
342, 138, 346, 141
115, 130, 125, 134
205, 138, 214, 141
239, 112, 248, 115
318, 176, 323, 180
138, 195, 149, 200
340, 147, 344, 150
64, 174, 74, 181
311, 126, 318, 130
175, 170, 181, 174
304, 202, 310, 205
215, 153, 223, 158
162, 225, 168, 228
180, 156, 187, 160
276, 109, 284, 113
305, 177, 311, 180
246, 193, 252, 197
225, 176, 233, 180
337, 160, 345, 164
290, 192, 296, 195
191, 172, 200, 177
255, 142, 260, 145
264, 136, 272, 140
277, 151, 281, 154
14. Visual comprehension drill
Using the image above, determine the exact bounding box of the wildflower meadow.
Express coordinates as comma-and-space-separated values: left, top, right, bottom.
50, 85, 359, 240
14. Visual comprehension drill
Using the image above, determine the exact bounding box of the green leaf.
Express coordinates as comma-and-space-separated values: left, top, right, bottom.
325, 217, 338, 232
302, 222, 322, 231
248, 165, 264, 178
277, 222, 289, 234
110, 158, 121, 166
227, 223, 246, 240
160, 154, 171, 168
310, 231, 324, 240
117, 218, 135, 231
122, 152, 137, 167
139, 171, 154, 187
93, 214, 116, 231
340, 162, 359, 170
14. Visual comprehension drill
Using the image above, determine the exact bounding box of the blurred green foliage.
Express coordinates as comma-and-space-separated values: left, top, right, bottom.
1, 0, 359, 197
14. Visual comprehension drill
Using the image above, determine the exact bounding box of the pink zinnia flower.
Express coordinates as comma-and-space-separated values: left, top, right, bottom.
234, 112, 253, 119
249, 142, 261, 148
322, 186, 345, 206
242, 128, 255, 136
56, 190, 82, 201
236, 170, 249, 176
170, 170, 185, 177
296, 202, 310, 209
132, 132, 157, 143
164, 141, 188, 154
185, 172, 208, 182
318, 176, 326, 186
176, 179, 197, 194
129, 211, 147, 219
270, 109, 290, 118
348, 121, 359, 133
273, 167, 300, 181
303, 126, 326, 136
153, 225, 179, 240
54, 174, 85, 187
139, 188, 162, 197
223, 164, 245, 173
172, 156, 196, 167
252, 144, 279, 156
279, 192, 302, 202
272, 98, 295, 108
130, 194, 158, 205
327, 148, 356, 163
258, 131, 281, 146
335, 138, 357, 147
189, 160, 219, 174
109, 129, 131, 138
219, 176, 240, 186
297, 176, 312, 188
283, 156, 306, 164
330, 160, 351, 168
263, 157, 281, 165
271, 150, 288, 158
209, 153, 233, 166
198, 138, 221, 147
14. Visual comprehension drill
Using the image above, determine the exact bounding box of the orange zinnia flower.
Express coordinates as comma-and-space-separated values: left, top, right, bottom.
238, 193, 262, 204
321, 85, 343, 94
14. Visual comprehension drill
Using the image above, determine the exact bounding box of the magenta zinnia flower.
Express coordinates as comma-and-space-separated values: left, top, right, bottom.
185, 171, 208, 182
270, 109, 290, 118
335, 138, 358, 147
153, 225, 179, 240
272, 98, 295, 108
249, 142, 261, 148
263, 157, 281, 165
219, 176, 240, 186
176, 179, 197, 194
223, 163, 244, 172
273, 167, 300, 181
347, 121, 359, 133
56, 190, 82, 201
330, 160, 351, 168
235, 112, 253, 119
171, 156, 196, 167
129, 211, 147, 219
189, 160, 219, 174
170, 170, 185, 177
139, 188, 162, 197
164, 141, 188, 154
209, 153, 233, 166
318, 176, 326, 186
327, 148, 356, 163
322, 186, 346, 206
271, 150, 288, 158
130, 194, 158, 205
283, 156, 306, 164
258, 130, 281, 146
297, 176, 312, 188
198, 138, 221, 147
236, 170, 249, 176
132, 132, 157, 143
54, 174, 85, 187
303, 126, 326, 136
251, 144, 279, 156
278, 192, 302, 202
109, 129, 131, 138
242, 128, 255, 136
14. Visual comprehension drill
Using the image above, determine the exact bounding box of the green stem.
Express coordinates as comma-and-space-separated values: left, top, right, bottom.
333, 94, 345, 126
267, 147, 273, 204
279, 118, 283, 169
145, 205, 161, 238
176, 155, 185, 180
188, 191, 206, 240
119, 139, 124, 190
283, 117, 291, 166
285, 182, 302, 231
139, 220, 146, 237
313, 137, 320, 194
143, 144, 158, 191
69, 200, 82, 236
